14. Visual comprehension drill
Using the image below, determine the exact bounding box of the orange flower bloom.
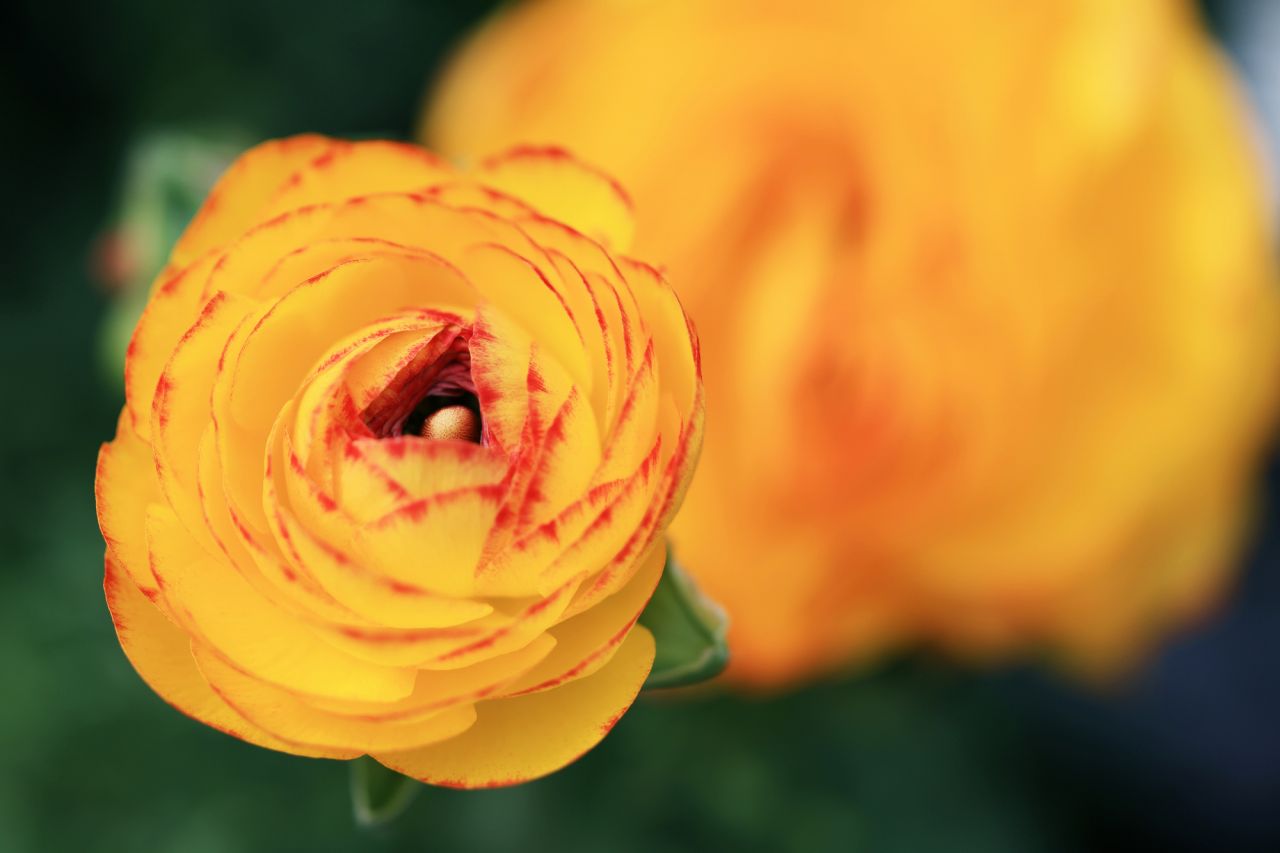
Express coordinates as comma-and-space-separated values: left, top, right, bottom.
96, 136, 703, 784
426, 0, 1280, 685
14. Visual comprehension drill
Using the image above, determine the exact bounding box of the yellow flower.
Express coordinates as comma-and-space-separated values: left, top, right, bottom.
96, 136, 704, 785
425, 0, 1280, 685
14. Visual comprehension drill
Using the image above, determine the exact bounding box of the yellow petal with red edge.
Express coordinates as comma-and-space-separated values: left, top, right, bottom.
593, 338, 660, 484
457, 243, 591, 392
655, 386, 705, 529
192, 647, 479, 753
316, 607, 530, 672
619, 258, 700, 420
475, 437, 660, 597
170, 134, 336, 266
481, 146, 635, 252
153, 290, 256, 557
258, 141, 452, 220
502, 541, 664, 696
538, 246, 614, 424
514, 386, 603, 531
195, 426, 253, 563
537, 448, 662, 596
214, 255, 476, 535
145, 505, 415, 702
104, 554, 354, 759
420, 575, 583, 671
342, 324, 467, 416
354, 481, 505, 598
305, 635, 557, 720
124, 252, 219, 440
474, 479, 624, 597
285, 316, 448, 474
266, 422, 496, 632
223, 254, 475, 436
498, 216, 641, 424
373, 626, 654, 788
339, 437, 509, 521
564, 536, 667, 622
256, 237, 444, 301
269, 490, 495, 631
420, 180, 541, 222
96, 415, 162, 597
468, 305, 534, 454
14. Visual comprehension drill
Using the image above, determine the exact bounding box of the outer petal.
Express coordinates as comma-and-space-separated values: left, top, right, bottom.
372, 626, 654, 788
145, 506, 416, 702
124, 253, 219, 440
303, 635, 557, 720
153, 290, 257, 557
171, 135, 336, 267
257, 141, 452, 221
96, 415, 162, 597
501, 540, 665, 696
104, 555, 355, 759
192, 648, 480, 753
482, 146, 635, 252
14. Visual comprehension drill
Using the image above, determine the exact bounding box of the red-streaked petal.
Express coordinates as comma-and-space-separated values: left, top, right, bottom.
104, 554, 355, 759
372, 626, 654, 788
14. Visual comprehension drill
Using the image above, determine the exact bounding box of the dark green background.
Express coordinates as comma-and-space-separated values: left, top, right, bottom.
5, 2, 1278, 851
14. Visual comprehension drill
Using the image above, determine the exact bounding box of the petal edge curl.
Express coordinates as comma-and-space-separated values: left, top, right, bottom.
372, 626, 654, 788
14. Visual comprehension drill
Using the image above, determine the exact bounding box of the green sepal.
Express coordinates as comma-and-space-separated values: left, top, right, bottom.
639, 549, 730, 689
350, 756, 420, 828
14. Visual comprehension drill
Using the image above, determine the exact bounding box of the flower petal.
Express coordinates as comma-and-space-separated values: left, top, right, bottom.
171, 134, 337, 266
145, 505, 416, 702
104, 554, 354, 759
96, 416, 162, 597
192, 647, 480, 753
502, 542, 664, 696
482, 146, 635, 252
372, 626, 654, 788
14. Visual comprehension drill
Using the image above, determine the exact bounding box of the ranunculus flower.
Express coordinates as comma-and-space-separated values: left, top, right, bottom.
425, 0, 1280, 684
96, 136, 703, 785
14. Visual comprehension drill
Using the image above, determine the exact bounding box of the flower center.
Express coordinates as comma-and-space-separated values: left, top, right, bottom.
359, 331, 484, 444
405, 394, 482, 442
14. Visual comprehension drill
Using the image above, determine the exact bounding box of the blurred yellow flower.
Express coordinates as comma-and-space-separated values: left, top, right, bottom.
425, 0, 1280, 685
97, 136, 704, 784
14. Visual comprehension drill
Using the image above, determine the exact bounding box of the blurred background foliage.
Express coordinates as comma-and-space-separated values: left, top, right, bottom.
3, 2, 1278, 851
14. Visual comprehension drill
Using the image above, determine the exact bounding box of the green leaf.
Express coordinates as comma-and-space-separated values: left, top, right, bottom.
350, 756, 420, 828
639, 550, 730, 689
